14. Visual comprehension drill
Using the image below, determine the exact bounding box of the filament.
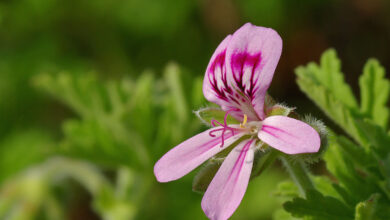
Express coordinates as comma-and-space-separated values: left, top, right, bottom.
208, 110, 236, 148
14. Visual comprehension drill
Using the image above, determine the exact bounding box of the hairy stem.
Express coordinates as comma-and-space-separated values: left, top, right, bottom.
280, 156, 314, 197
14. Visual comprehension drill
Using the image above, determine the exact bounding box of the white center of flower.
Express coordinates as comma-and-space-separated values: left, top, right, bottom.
239, 114, 262, 135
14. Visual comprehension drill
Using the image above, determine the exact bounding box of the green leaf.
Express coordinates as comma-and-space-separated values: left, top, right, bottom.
293, 49, 390, 220
126, 72, 157, 143
355, 193, 380, 220
0, 157, 110, 219
296, 49, 368, 146
61, 119, 146, 169
33, 72, 110, 118
354, 193, 390, 220
164, 62, 189, 124
312, 176, 343, 201
273, 209, 299, 220
334, 134, 376, 168
275, 181, 300, 199
191, 77, 205, 108
324, 136, 380, 204
283, 190, 354, 220
153, 63, 202, 156
296, 49, 357, 108
332, 183, 357, 207
354, 119, 390, 156
359, 59, 390, 129
0, 158, 151, 220
34, 72, 152, 169
0, 130, 54, 184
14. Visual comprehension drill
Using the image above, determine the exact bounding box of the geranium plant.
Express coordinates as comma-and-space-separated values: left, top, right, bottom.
154, 23, 322, 220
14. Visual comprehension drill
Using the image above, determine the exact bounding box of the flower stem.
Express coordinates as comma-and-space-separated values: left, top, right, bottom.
280, 156, 314, 198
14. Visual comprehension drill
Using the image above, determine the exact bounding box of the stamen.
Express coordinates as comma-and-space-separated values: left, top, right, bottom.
208, 110, 236, 148
208, 128, 225, 137
210, 119, 224, 127
240, 114, 248, 128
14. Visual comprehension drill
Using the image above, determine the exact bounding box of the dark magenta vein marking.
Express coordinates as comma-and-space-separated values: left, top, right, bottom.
262, 125, 299, 139
226, 139, 253, 183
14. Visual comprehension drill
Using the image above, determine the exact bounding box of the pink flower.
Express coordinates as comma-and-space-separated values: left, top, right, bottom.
154, 23, 320, 220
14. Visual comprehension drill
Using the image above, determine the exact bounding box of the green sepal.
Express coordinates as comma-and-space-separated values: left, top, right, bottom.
266, 104, 295, 117
194, 107, 240, 126
250, 148, 279, 179
264, 93, 277, 109
192, 158, 222, 194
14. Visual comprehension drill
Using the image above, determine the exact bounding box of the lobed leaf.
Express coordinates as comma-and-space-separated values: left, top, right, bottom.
294, 48, 390, 220
324, 137, 380, 204
359, 59, 390, 129
355, 193, 380, 220
296, 49, 390, 151
296, 49, 357, 108
296, 63, 366, 146
283, 190, 354, 220
354, 193, 390, 220
34, 65, 204, 169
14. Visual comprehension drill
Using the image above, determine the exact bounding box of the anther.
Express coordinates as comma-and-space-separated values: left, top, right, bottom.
240, 114, 248, 128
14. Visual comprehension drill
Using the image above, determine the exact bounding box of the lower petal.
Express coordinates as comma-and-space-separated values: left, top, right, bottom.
258, 115, 320, 154
154, 127, 244, 182
201, 139, 255, 220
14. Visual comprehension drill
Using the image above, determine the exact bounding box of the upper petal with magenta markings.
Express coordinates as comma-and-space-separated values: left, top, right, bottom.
203, 23, 282, 121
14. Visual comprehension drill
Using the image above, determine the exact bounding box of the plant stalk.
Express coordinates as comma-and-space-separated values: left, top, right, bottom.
280, 156, 314, 198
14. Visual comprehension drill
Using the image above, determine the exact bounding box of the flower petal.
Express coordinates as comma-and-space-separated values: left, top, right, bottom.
203, 23, 282, 122
258, 116, 320, 154
154, 127, 244, 182
226, 23, 282, 120
201, 139, 255, 220
203, 35, 236, 114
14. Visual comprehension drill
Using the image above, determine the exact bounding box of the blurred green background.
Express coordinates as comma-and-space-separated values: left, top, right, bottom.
0, 0, 389, 219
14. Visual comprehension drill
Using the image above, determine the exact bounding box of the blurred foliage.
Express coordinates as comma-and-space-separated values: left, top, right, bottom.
0, 64, 290, 220
0, 157, 141, 220
32, 63, 204, 168
0, 130, 54, 184
277, 49, 390, 219
0, 64, 206, 219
